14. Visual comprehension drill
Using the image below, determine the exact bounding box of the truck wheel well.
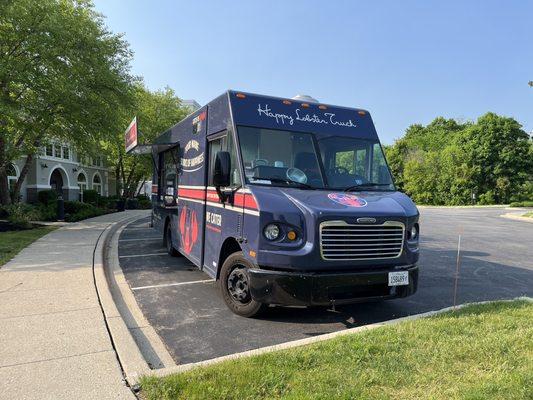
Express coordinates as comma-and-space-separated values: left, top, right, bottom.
217, 238, 241, 279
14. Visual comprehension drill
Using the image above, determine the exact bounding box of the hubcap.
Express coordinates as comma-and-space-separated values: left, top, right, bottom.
227, 265, 251, 304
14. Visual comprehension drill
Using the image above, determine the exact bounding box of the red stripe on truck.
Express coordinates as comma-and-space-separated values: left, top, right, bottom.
178, 186, 259, 211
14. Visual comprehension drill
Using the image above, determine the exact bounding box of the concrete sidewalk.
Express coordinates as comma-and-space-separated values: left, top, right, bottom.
0, 210, 149, 400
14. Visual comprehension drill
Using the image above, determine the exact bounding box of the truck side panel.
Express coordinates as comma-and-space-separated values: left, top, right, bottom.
174, 108, 208, 268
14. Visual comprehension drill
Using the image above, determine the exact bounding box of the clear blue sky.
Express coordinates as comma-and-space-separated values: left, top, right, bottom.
93, 0, 532, 144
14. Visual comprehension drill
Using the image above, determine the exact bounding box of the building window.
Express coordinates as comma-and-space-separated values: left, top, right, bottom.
46, 145, 53, 157
91, 156, 103, 167
54, 144, 62, 158
77, 173, 87, 201
92, 173, 102, 195
62, 146, 70, 160
6, 163, 18, 193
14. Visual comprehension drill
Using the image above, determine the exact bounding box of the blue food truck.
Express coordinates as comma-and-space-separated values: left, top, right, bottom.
143, 91, 419, 317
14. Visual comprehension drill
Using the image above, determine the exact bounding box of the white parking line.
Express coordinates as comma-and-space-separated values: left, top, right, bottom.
131, 279, 215, 291
119, 238, 161, 242
119, 252, 168, 258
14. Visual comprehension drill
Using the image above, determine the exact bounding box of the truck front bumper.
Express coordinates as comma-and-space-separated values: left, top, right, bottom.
248, 265, 418, 306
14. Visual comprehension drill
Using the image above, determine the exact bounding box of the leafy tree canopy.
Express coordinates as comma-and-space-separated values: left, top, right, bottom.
103, 83, 189, 198
0, 0, 134, 204
386, 113, 532, 205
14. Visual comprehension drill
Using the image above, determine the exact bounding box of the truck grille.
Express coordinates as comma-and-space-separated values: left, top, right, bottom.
320, 221, 405, 261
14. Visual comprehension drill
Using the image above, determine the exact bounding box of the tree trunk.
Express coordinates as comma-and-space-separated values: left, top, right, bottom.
115, 156, 122, 197
11, 154, 33, 203
0, 167, 10, 205
123, 159, 137, 198
136, 179, 146, 196
0, 134, 11, 205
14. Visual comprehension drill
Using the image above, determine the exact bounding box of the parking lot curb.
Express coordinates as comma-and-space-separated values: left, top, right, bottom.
94, 211, 177, 388
145, 296, 532, 379
501, 213, 533, 223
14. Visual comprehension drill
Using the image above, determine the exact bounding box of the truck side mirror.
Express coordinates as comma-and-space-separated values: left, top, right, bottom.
213, 151, 231, 187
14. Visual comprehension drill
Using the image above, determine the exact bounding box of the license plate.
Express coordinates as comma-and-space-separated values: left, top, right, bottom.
388, 271, 409, 286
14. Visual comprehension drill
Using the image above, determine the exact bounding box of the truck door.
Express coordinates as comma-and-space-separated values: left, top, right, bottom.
175, 110, 207, 268
204, 130, 243, 277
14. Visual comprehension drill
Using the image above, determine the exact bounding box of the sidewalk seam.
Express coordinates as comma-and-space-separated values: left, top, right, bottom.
0, 349, 114, 369
0, 306, 99, 320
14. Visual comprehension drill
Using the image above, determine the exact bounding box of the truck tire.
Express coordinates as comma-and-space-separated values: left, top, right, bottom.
219, 251, 267, 318
165, 223, 180, 257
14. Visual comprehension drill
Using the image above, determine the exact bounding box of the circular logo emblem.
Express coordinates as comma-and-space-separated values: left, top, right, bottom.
328, 193, 367, 207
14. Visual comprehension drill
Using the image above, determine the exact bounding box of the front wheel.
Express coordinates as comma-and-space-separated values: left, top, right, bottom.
219, 252, 267, 318
165, 223, 180, 257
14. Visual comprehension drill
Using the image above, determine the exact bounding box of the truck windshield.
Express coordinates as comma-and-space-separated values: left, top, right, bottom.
237, 126, 395, 191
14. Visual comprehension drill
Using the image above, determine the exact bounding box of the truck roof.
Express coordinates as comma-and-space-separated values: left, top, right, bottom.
153, 90, 379, 146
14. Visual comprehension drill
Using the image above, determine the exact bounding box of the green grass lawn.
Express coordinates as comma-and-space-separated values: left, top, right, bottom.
141, 300, 533, 400
523, 212, 533, 218
0, 226, 57, 266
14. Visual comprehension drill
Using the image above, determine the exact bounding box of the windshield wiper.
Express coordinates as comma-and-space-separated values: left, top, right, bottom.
344, 182, 393, 192
250, 177, 314, 189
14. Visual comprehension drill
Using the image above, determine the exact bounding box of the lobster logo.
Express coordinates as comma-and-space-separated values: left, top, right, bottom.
328, 193, 368, 208
179, 206, 199, 254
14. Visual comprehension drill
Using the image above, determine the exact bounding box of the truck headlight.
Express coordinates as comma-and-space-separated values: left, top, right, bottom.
263, 224, 280, 241
409, 224, 419, 241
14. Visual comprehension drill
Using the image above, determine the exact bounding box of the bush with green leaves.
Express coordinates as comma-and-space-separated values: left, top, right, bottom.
82, 190, 99, 205
37, 190, 58, 205
126, 198, 139, 209
138, 199, 152, 209
62, 201, 111, 222
36, 203, 58, 221
3, 203, 39, 228
509, 201, 533, 207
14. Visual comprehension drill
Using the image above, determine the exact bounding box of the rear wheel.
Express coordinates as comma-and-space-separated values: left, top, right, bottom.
219, 252, 267, 318
165, 223, 180, 257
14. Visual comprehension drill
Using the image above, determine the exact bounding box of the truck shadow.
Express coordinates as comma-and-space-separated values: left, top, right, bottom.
255, 247, 533, 331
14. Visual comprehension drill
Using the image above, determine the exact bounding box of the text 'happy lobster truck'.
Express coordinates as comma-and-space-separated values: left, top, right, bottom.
126, 91, 420, 317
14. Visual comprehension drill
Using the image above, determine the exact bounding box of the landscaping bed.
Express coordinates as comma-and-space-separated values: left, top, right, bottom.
141, 300, 533, 400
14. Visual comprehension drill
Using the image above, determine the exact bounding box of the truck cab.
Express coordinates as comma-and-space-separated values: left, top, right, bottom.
149, 91, 419, 317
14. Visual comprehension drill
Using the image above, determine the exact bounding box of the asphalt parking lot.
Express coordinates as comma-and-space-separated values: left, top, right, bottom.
118, 208, 533, 365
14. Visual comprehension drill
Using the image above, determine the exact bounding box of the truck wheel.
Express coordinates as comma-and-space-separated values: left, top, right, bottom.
219, 252, 267, 318
165, 224, 180, 257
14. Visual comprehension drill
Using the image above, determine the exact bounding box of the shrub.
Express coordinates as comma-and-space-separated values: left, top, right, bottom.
64, 202, 109, 222
509, 201, 533, 207
64, 201, 93, 214
478, 191, 496, 205
0, 206, 8, 218
126, 198, 138, 209
4, 203, 39, 229
38, 190, 57, 205
138, 199, 152, 209
82, 190, 99, 205
36, 203, 58, 221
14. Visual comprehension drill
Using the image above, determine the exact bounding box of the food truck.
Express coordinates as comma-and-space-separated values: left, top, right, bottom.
128, 91, 420, 317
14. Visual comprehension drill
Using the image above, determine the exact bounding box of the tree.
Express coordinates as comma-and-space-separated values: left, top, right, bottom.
457, 113, 532, 204
103, 84, 188, 198
387, 113, 532, 205
0, 0, 133, 204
